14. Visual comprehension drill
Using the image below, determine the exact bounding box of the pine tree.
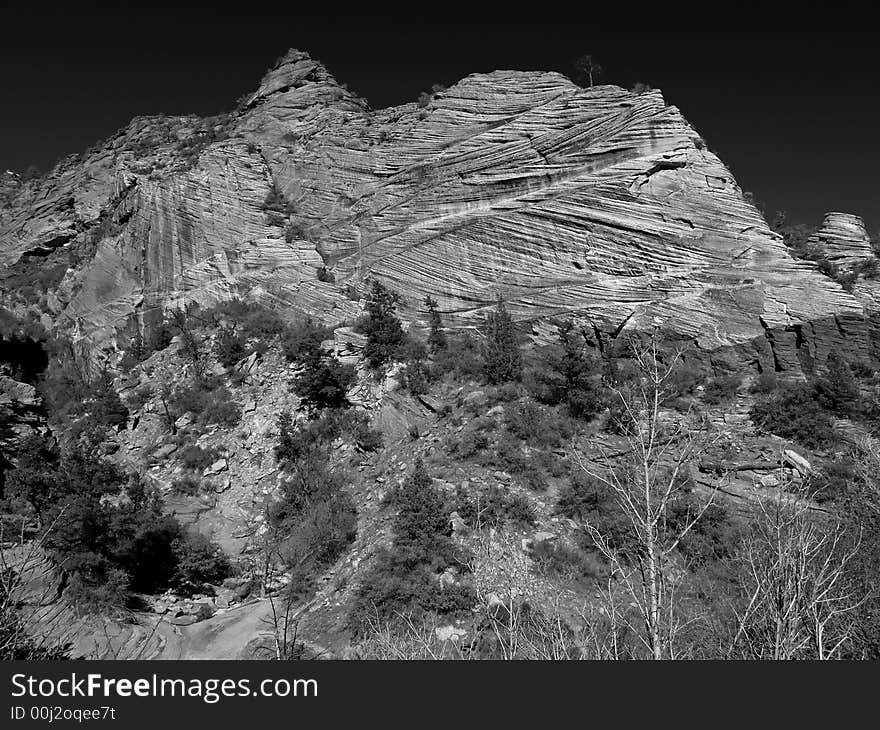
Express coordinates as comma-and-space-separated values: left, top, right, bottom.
424, 295, 447, 354
482, 296, 522, 384
291, 351, 356, 413
361, 280, 405, 368
534, 320, 607, 419
391, 459, 455, 566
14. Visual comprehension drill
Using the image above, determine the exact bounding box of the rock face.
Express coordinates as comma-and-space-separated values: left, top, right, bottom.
0, 49, 871, 370
808, 212, 874, 272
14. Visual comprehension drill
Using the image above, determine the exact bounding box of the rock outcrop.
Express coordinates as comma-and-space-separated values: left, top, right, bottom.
0, 49, 872, 371
808, 212, 874, 272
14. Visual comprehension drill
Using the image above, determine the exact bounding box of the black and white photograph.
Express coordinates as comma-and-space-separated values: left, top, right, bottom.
0, 5, 877, 703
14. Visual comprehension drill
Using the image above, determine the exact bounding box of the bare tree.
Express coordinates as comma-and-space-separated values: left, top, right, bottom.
572, 331, 720, 659
728, 480, 862, 660
575, 55, 603, 87
258, 590, 308, 660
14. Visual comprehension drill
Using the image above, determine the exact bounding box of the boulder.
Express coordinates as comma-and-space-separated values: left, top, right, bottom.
449, 511, 469, 535
783, 449, 812, 476
203, 458, 228, 477
759, 473, 781, 488
435, 625, 468, 642
0, 376, 38, 406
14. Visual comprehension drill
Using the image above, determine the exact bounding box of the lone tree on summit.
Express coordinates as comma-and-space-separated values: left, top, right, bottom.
575, 55, 603, 87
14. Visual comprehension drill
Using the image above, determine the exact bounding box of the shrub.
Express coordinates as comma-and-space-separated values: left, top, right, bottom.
454, 484, 535, 528
557, 471, 638, 558
282, 494, 358, 600
285, 221, 311, 242
387, 461, 452, 543
449, 430, 490, 459
433, 332, 483, 380
505, 492, 538, 525
281, 318, 332, 365
168, 309, 204, 375
665, 358, 706, 407
239, 306, 284, 340
274, 408, 362, 468
126, 384, 153, 412
214, 326, 247, 369
401, 358, 430, 395
491, 382, 521, 403
359, 280, 405, 369
750, 371, 778, 395
806, 458, 854, 504
65, 569, 131, 615
483, 297, 522, 384
316, 266, 335, 283
0, 580, 71, 658
531, 540, 601, 583
171, 474, 202, 496
204, 300, 284, 342
262, 184, 286, 213
749, 381, 835, 449
169, 376, 241, 429
772, 214, 818, 260
180, 444, 217, 471
813, 353, 859, 417
353, 421, 383, 452
665, 495, 739, 566
521, 463, 549, 492
531, 321, 607, 420
172, 531, 232, 595
505, 400, 572, 448
489, 433, 529, 474
703, 374, 742, 405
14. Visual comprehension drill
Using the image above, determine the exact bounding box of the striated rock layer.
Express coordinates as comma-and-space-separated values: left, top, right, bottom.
0, 50, 871, 371
808, 212, 874, 272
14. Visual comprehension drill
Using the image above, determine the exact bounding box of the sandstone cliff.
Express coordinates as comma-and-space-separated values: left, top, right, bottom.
0, 50, 872, 371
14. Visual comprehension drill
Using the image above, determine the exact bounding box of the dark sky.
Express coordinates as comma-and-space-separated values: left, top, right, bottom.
2, 6, 877, 231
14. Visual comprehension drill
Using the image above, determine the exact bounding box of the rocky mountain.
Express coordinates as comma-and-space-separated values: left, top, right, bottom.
1, 49, 874, 373
3, 50, 880, 661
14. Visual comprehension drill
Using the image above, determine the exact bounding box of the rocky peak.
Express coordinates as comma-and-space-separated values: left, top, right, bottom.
242, 48, 367, 112
808, 212, 874, 271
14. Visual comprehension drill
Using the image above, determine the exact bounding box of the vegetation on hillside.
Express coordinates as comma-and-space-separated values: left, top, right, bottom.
4, 281, 880, 660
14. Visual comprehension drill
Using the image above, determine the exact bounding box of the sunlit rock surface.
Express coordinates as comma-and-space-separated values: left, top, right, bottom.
808, 212, 874, 272
0, 49, 870, 370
